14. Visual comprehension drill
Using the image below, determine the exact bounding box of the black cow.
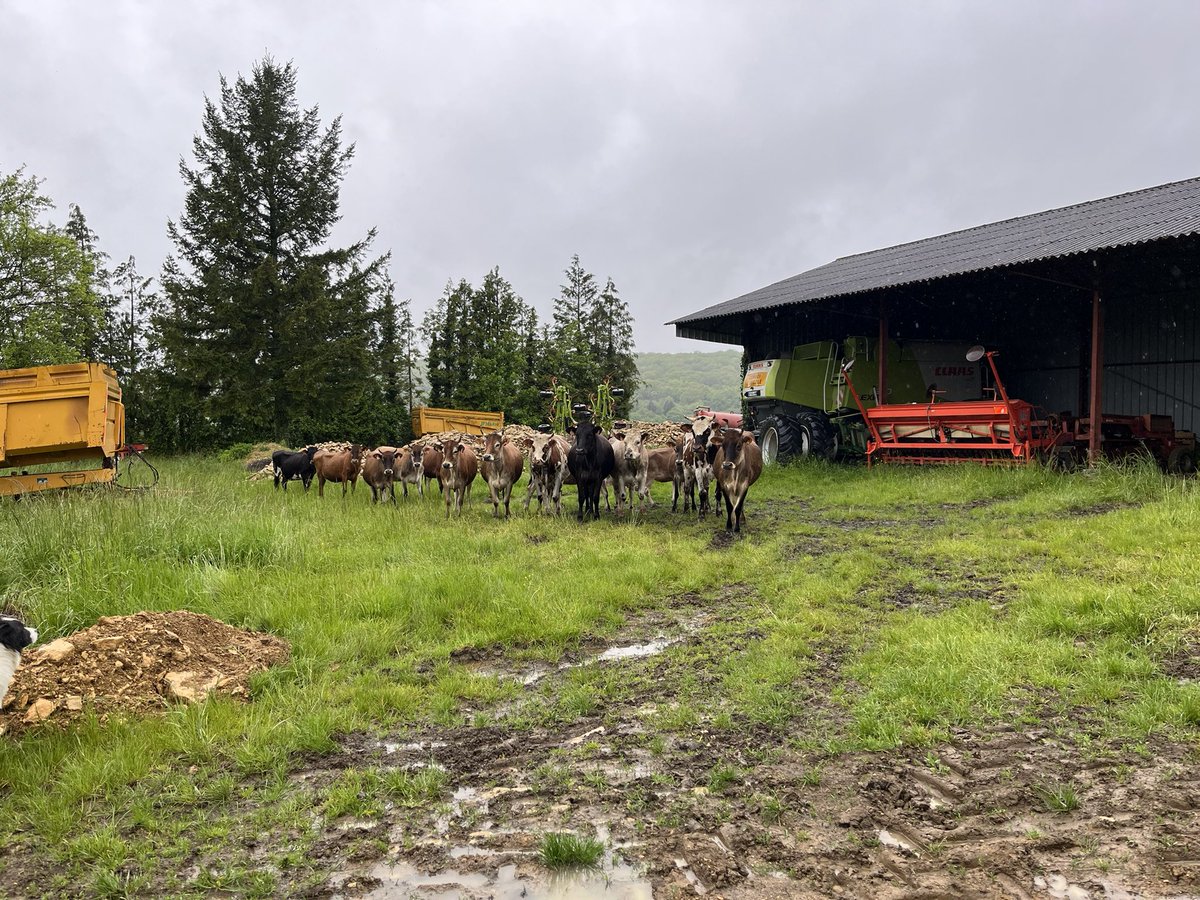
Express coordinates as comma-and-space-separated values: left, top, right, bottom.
567, 417, 615, 522
272, 446, 318, 491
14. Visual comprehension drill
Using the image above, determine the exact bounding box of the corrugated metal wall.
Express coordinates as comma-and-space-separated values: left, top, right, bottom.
1102, 288, 1200, 431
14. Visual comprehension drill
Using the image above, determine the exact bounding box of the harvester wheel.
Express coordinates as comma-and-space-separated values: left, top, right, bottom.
794, 411, 838, 461
1167, 445, 1197, 475
756, 416, 801, 465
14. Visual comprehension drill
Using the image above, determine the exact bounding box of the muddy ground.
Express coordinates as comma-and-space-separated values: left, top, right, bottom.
289, 569, 1199, 899
4, 498, 1198, 899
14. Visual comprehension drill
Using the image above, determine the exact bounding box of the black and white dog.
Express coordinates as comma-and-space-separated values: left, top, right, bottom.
0, 616, 38, 707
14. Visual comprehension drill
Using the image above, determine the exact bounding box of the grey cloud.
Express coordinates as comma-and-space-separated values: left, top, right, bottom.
2, 1, 1199, 352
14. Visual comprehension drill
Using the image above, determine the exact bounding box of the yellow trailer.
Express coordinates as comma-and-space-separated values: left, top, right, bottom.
0, 362, 126, 497
410, 406, 504, 437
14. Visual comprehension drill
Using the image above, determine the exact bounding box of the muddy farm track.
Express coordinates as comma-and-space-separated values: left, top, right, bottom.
301, 576, 1198, 899
1, 463, 1198, 899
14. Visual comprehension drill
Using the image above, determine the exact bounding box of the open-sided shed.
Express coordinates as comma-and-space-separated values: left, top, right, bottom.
671, 177, 1200, 459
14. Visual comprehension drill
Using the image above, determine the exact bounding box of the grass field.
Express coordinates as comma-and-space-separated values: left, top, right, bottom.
1, 457, 1198, 897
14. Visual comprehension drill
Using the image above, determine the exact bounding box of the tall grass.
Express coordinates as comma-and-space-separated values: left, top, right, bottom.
1, 454, 1197, 887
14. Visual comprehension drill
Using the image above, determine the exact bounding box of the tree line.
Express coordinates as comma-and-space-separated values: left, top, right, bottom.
0, 57, 638, 453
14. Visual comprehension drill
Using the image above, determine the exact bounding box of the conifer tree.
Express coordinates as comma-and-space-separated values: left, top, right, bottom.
591, 275, 639, 416
155, 57, 386, 449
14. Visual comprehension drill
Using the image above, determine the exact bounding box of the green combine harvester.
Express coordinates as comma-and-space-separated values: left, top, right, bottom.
741, 336, 981, 464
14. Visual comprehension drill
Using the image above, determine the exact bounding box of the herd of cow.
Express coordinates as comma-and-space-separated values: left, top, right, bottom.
270, 414, 764, 531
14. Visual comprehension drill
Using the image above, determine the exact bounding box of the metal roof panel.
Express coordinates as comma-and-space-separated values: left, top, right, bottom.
672, 176, 1200, 326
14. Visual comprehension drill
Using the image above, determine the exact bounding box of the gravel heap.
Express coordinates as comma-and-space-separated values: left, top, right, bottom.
0, 611, 290, 735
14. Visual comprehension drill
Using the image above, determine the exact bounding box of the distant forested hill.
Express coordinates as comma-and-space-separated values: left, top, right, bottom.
631, 350, 743, 421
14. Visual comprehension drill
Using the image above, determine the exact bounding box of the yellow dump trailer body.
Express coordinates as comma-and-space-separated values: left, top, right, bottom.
0, 362, 125, 496
411, 406, 504, 436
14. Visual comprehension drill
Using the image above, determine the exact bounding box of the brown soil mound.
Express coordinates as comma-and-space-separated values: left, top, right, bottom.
0, 611, 289, 735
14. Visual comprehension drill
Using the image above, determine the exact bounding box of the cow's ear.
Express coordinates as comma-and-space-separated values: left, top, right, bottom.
614, 431, 625, 441
567, 426, 576, 436
640, 431, 650, 442
521, 437, 533, 449
680, 423, 693, 433
741, 431, 755, 445
456, 443, 465, 453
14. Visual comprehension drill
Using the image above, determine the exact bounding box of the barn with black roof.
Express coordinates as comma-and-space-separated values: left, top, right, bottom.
670, 176, 1200, 460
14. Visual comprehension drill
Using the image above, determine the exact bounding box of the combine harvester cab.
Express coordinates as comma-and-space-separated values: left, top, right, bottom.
0, 362, 128, 497
742, 336, 980, 464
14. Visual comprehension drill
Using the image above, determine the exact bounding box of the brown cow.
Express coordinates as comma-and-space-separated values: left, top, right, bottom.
438, 440, 478, 517
714, 427, 763, 532
643, 445, 679, 510
421, 444, 443, 497
361, 446, 400, 504
523, 432, 571, 515
481, 432, 524, 519
313, 444, 363, 498
615, 430, 651, 512
396, 446, 423, 498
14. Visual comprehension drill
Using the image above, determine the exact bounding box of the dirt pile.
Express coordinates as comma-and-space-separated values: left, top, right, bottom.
0, 610, 289, 735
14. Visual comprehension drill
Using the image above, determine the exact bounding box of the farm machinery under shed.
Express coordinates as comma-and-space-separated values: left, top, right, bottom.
840, 347, 1197, 471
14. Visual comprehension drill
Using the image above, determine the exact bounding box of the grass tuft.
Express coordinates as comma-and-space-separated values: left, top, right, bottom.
1034, 782, 1081, 813
538, 831, 605, 869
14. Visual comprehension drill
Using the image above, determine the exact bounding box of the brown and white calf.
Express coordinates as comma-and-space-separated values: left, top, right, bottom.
313, 444, 363, 498
714, 427, 763, 532
678, 415, 718, 517
361, 446, 400, 504
438, 440, 478, 517
480, 431, 524, 518
523, 432, 570, 515
396, 445, 423, 498
613, 429, 651, 513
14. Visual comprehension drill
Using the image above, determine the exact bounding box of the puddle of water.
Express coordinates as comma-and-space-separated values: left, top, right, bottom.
470, 635, 681, 687
878, 828, 919, 856
367, 859, 652, 899
596, 637, 677, 661
367, 823, 651, 900
383, 740, 448, 754
1034, 873, 1091, 900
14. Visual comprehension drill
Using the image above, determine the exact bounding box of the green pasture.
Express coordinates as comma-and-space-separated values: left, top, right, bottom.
0, 456, 1197, 895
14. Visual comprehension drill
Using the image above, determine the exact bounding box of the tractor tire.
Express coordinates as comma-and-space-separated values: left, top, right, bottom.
1167, 445, 1197, 475
757, 416, 803, 466
794, 410, 839, 461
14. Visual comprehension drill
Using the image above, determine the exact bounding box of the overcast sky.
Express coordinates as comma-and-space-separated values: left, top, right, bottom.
4, 1, 1199, 352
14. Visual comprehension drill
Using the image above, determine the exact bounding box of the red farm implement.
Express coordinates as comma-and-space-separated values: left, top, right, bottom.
841, 347, 1066, 467
841, 346, 1197, 471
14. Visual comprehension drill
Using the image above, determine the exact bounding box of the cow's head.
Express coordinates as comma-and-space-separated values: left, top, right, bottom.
623, 431, 648, 462
482, 432, 503, 462
303, 445, 318, 460
572, 420, 600, 453
371, 447, 398, 477
441, 442, 467, 470
719, 428, 757, 470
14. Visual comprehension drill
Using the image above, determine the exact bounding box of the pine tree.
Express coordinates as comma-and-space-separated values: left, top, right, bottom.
590, 275, 640, 416
155, 57, 386, 449
396, 294, 421, 412
63, 204, 115, 362
549, 253, 601, 398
